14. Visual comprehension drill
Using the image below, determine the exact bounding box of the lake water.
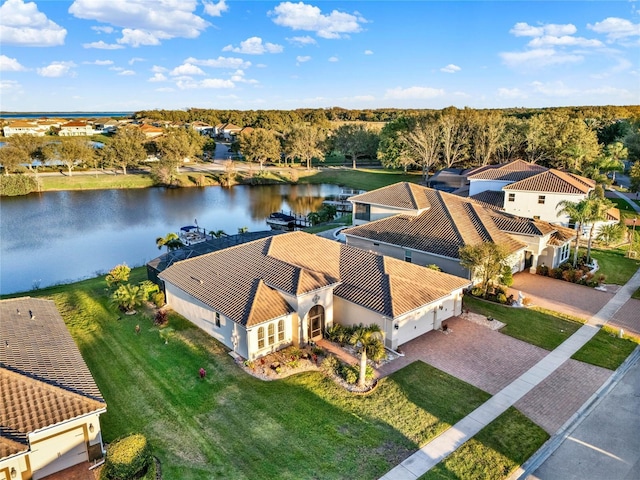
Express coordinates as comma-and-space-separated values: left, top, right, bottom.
0, 184, 342, 294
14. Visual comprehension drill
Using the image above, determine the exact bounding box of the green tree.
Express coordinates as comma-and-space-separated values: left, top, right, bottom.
400, 115, 441, 181
348, 323, 385, 388
0, 135, 44, 175
155, 233, 184, 252
156, 127, 207, 174
596, 222, 626, 246
470, 111, 505, 166
458, 242, 510, 298
283, 124, 326, 169
101, 126, 147, 174
377, 117, 415, 172
238, 128, 281, 170
44, 137, 95, 176
629, 161, 640, 194
331, 124, 379, 169
584, 193, 615, 264
111, 283, 146, 313
439, 109, 472, 168
106, 263, 131, 288
556, 199, 591, 267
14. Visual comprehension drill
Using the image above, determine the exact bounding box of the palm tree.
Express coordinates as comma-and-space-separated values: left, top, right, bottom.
584, 194, 615, 264
209, 229, 227, 238
111, 283, 146, 313
557, 199, 591, 267
155, 232, 184, 252
349, 323, 385, 388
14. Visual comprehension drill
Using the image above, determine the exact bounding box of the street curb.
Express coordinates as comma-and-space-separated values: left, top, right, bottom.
509, 344, 640, 480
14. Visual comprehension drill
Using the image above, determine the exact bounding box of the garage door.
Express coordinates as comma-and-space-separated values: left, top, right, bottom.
396, 311, 435, 346
31, 427, 88, 480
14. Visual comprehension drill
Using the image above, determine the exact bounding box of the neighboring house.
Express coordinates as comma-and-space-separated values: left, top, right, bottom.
139, 124, 164, 138
0, 298, 106, 480
467, 159, 548, 197
58, 121, 96, 136
94, 119, 120, 134
213, 123, 243, 141
2, 121, 47, 137
158, 231, 470, 354
189, 121, 213, 136
345, 182, 576, 277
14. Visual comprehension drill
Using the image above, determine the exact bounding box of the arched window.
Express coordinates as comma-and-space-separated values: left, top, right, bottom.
277, 319, 285, 341
268, 323, 275, 345
258, 327, 265, 349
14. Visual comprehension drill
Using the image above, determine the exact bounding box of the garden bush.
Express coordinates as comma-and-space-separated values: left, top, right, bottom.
151, 291, 165, 307
320, 355, 339, 374
101, 433, 152, 480
0, 174, 39, 196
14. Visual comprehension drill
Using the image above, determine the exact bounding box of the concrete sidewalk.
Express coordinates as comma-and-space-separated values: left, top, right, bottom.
380, 267, 640, 480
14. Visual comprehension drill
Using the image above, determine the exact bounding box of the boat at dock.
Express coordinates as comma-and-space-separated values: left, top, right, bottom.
266, 212, 296, 230
178, 225, 208, 245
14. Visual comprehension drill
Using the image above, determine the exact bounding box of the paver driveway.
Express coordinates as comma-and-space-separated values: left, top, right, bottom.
378, 316, 548, 394
510, 272, 613, 321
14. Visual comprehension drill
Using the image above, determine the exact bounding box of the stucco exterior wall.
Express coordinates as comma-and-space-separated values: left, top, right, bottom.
246, 314, 295, 360
345, 235, 470, 279
503, 191, 585, 224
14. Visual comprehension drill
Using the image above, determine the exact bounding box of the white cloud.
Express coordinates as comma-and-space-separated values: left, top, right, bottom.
128, 57, 145, 65
588, 17, 640, 41
185, 56, 251, 69
497, 87, 527, 99
296, 55, 311, 63
0, 0, 67, 46
528, 35, 603, 48
530, 80, 576, 97
270, 1, 367, 39
69, 0, 211, 46
151, 65, 168, 73
364, 49, 373, 55
148, 73, 167, 82
37, 61, 76, 78
510, 22, 577, 37
170, 63, 206, 76
0, 55, 27, 71
440, 64, 461, 73
176, 78, 235, 89
0, 79, 22, 93
328, 56, 339, 62
287, 35, 317, 46
118, 70, 135, 76
91, 25, 114, 34
83, 59, 114, 66
202, 0, 228, 17
500, 48, 583, 68
83, 40, 124, 49
230, 69, 258, 84
384, 86, 445, 99
222, 37, 283, 54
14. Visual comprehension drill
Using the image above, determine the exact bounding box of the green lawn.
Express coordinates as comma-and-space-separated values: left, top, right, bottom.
463, 296, 582, 350
420, 408, 549, 480
572, 327, 639, 370
21, 270, 492, 479
608, 197, 639, 221
633, 287, 640, 300
298, 167, 422, 191
41, 172, 155, 190
590, 248, 640, 285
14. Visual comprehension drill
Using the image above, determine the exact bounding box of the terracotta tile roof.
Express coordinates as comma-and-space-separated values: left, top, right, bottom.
0, 433, 28, 459
344, 188, 526, 259
503, 169, 595, 194
488, 211, 558, 236
0, 298, 104, 402
7, 121, 37, 128
159, 232, 470, 322
548, 224, 578, 246
60, 121, 88, 127
467, 159, 547, 181
606, 207, 620, 222
469, 190, 505, 210
349, 182, 431, 211
1, 369, 105, 452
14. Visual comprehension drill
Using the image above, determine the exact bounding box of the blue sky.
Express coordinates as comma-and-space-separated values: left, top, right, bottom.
0, 0, 638, 112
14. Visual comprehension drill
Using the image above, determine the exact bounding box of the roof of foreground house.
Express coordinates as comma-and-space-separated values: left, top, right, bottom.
159, 232, 470, 324
503, 169, 595, 194
0, 298, 106, 459
348, 182, 432, 211
344, 187, 527, 259
467, 159, 548, 182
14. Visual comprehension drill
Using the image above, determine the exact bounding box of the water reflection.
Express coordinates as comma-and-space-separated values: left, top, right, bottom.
0, 184, 342, 294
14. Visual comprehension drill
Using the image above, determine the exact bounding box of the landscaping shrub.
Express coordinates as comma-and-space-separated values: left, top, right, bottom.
151, 291, 165, 307
320, 355, 339, 374
497, 293, 507, 304
0, 174, 39, 196
340, 364, 359, 385
101, 433, 152, 480
139, 280, 159, 299
154, 310, 168, 326
105, 264, 131, 289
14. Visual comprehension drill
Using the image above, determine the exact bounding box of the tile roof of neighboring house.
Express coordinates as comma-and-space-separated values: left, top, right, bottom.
349, 182, 432, 211
469, 190, 505, 210
159, 232, 470, 322
60, 121, 88, 127
0, 432, 27, 459
503, 169, 595, 194
223, 123, 242, 131
606, 207, 620, 222
0, 369, 105, 453
467, 159, 548, 181
548, 224, 579, 246
344, 188, 526, 259
140, 124, 163, 133
7, 121, 37, 128
488, 211, 573, 239
0, 298, 104, 402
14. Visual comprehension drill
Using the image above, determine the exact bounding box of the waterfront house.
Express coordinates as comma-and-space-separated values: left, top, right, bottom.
158, 232, 470, 355
0, 298, 106, 480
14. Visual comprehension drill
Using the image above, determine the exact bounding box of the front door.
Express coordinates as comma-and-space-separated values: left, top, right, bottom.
307, 305, 325, 341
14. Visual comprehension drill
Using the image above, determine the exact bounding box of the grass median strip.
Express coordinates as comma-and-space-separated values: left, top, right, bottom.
420, 408, 549, 480
19, 270, 491, 479
571, 326, 639, 370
